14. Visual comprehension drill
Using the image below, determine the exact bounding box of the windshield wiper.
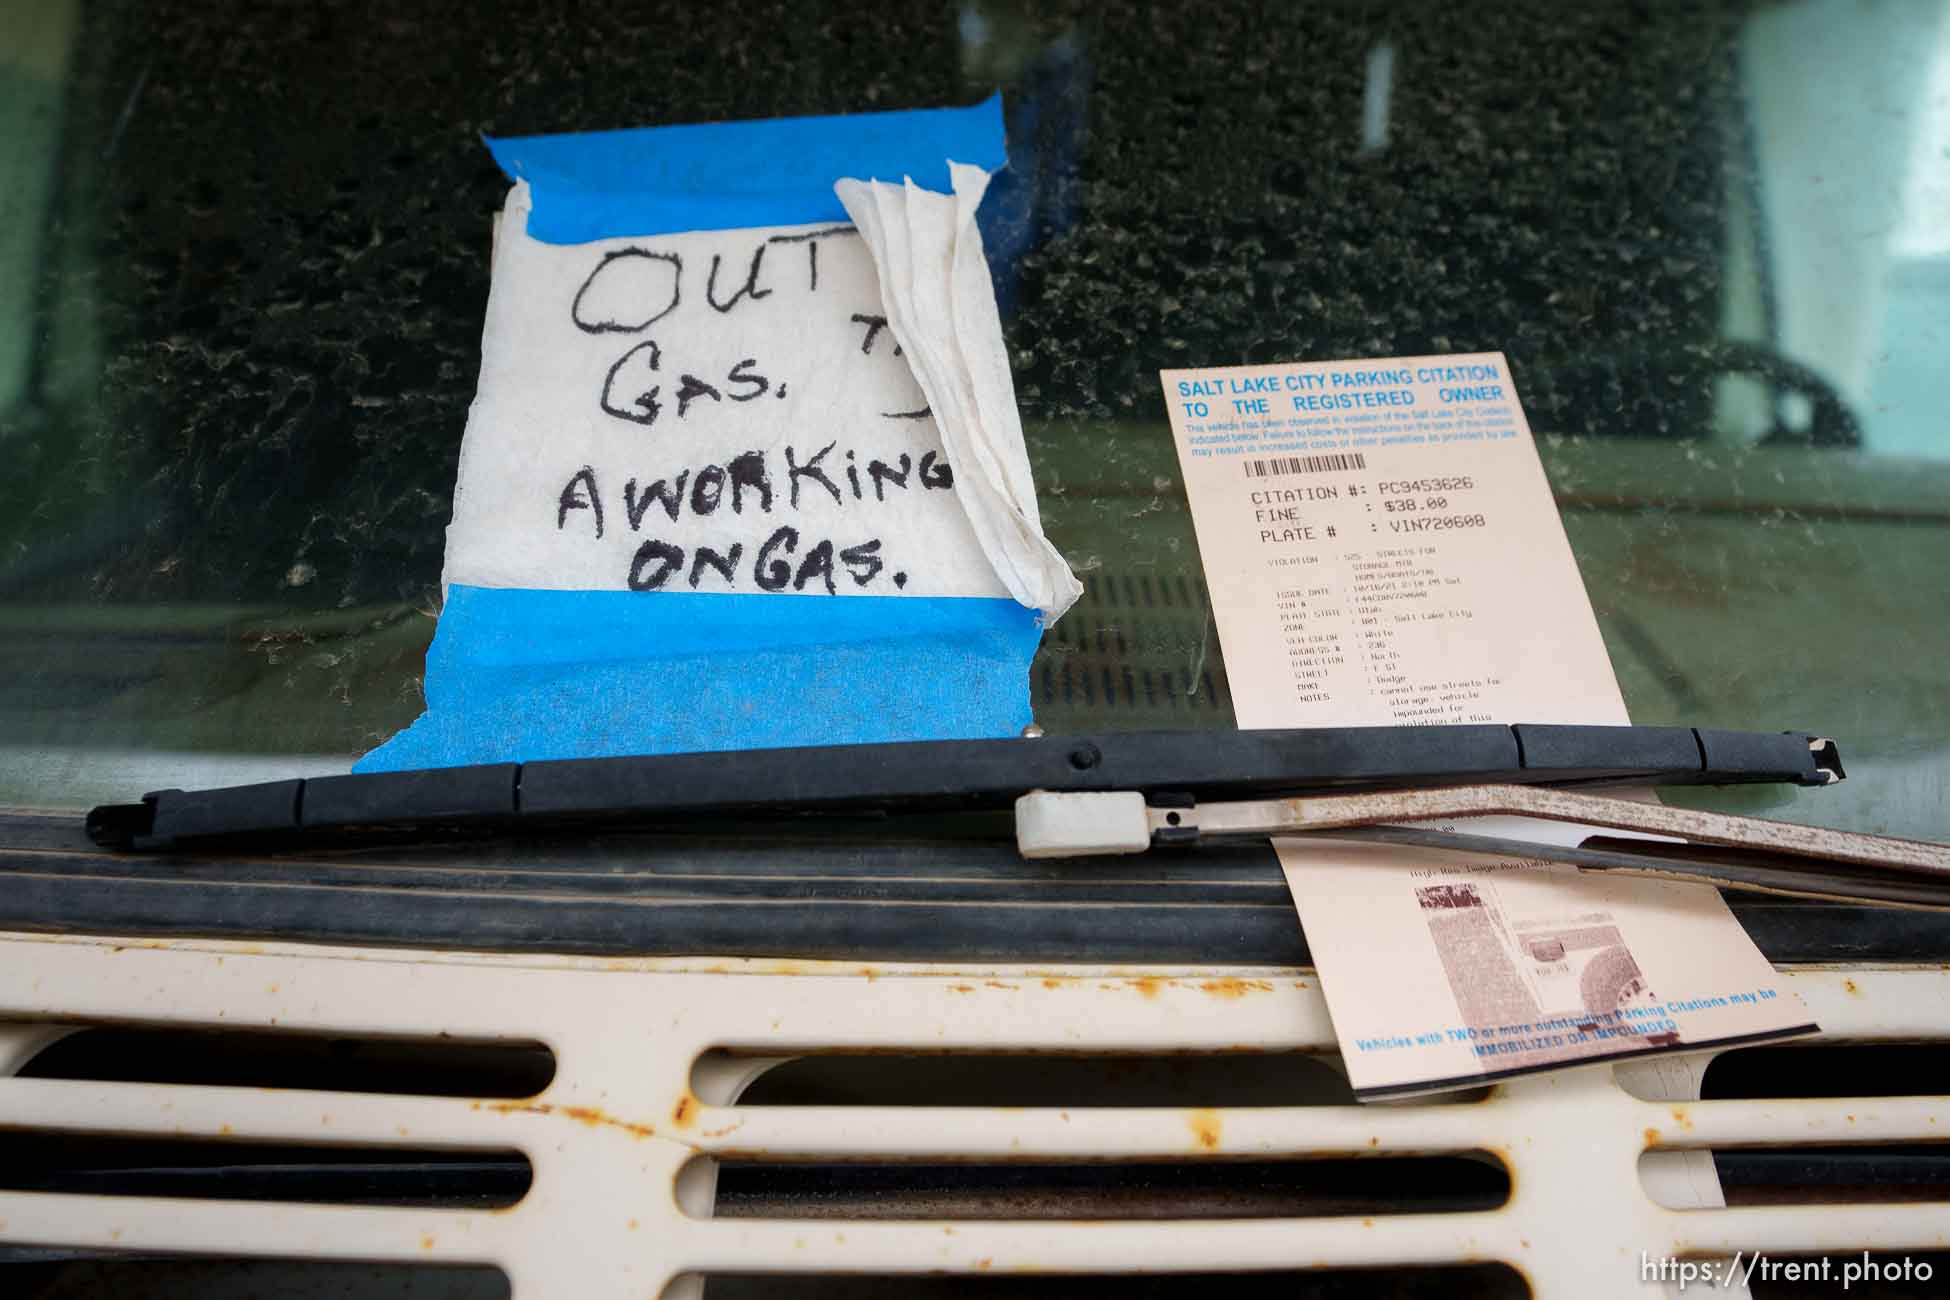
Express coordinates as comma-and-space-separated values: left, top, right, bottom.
88, 722, 1834, 850
85, 722, 1950, 909
1016, 776, 1950, 911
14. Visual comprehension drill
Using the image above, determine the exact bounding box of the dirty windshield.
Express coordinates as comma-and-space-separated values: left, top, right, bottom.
2, 1, 1945, 840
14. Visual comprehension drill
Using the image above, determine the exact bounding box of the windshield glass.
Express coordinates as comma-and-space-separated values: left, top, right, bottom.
2, 0, 1945, 838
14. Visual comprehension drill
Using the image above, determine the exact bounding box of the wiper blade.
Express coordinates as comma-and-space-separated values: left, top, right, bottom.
86, 723, 1837, 851
1017, 779, 1950, 912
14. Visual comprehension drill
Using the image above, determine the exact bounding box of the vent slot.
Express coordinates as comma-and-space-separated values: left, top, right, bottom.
684, 1267, 1527, 1299
705, 1051, 1490, 1108
0, 1132, 531, 1209
15, 1026, 555, 1098
5, 1260, 510, 1297
1705, 1146, 1950, 1208
1700, 1044, 1950, 1101
702, 1154, 1510, 1220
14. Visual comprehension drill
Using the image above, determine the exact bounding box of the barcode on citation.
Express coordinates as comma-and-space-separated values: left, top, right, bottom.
1242, 452, 1367, 478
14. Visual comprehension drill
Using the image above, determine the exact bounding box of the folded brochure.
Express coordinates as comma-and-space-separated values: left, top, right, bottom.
1161, 352, 1816, 1099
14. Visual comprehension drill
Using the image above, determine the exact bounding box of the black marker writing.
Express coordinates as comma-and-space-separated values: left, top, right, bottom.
794, 539, 837, 594
840, 538, 883, 585
628, 538, 683, 590
728, 451, 772, 513
705, 244, 773, 313
562, 447, 948, 539
690, 464, 725, 514
558, 466, 603, 538
726, 359, 769, 401
674, 373, 722, 419
765, 225, 859, 293
573, 249, 682, 334
624, 473, 686, 528
617, 526, 902, 595
602, 354, 779, 430
689, 543, 742, 588
851, 313, 902, 357
867, 454, 910, 500
786, 441, 842, 507
754, 526, 797, 591
601, 341, 662, 426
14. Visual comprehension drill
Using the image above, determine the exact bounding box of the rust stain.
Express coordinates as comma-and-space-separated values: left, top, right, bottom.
1362, 1218, 1374, 1228
1847, 1113, 1857, 1124
671, 1095, 697, 1130
702, 1120, 746, 1139
1669, 1107, 1694, 1130
266, 983, 280, 994
420, 1235, 435, 1251
1844, 978, 1860, 994
1199, 978, 1274, 999
1368, 1136, 1379, 1148
109, 1229, 123, 1242
984, 980, 1017, 991
860, 967, 881, 982
628, 1218, 640, 1231
976, 1258, 993, 1271
1644, 1127, 1662, 1146
218, 1124, 233, 1136
948, 983, 977, 994
1188, 1108, 1222, 1151
1130, 977, 1165, 999
1042, 978, 1063, 989
485, 1100, 657, 1140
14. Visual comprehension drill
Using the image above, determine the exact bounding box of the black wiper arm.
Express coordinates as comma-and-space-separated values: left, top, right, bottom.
86, 723, 1839, 852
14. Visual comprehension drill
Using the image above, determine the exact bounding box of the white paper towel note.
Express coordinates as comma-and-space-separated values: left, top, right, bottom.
838, 163, 1082, 619
443, 174, 1076, 620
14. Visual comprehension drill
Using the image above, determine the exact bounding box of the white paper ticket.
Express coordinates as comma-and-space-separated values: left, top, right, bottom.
1163, 352, 1624, 729
1163, 352, 1815, 1099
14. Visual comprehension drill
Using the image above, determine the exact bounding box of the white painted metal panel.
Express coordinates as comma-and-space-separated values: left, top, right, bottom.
0, 933, 1943, 1297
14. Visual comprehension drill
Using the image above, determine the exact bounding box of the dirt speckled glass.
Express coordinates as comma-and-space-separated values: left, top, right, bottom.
1, 1, 1944, 843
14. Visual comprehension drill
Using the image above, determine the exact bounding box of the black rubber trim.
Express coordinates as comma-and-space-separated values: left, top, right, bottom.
6, 808, 1945, 965
301, 765, 520, 830
1695, 728, 1819, 785
1511, 723, 1700, 779
144, 780, 303, 842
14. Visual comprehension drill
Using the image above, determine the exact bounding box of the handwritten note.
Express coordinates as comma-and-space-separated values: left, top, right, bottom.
358, 116, 1071, 771
445, 183, 1012, 602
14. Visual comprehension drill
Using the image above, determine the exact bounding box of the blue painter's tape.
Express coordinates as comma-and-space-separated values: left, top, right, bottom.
354, 585, 1042, 772
484, 94, 1006, 244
